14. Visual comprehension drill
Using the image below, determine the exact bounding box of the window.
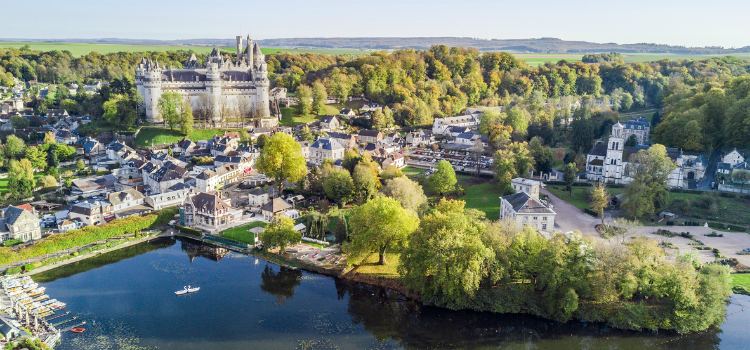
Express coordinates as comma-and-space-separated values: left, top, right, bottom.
543, 217, 547, 221
542, 224, 547, 230
533, 217, 538, 221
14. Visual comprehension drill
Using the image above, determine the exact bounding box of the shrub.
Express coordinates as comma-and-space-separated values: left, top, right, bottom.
583, 208, 599, 217
23, 263, 35, 272
3, 239, 23, 247
175, 225, 203, 236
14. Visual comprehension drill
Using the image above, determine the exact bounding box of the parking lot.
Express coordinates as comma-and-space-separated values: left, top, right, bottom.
406, 149, 495, 175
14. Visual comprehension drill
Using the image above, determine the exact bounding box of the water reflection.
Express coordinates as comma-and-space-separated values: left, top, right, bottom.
180, 240, 230, 262
334, 277, 727, 350
32, 238, 747, 350
260, 265, 303, 304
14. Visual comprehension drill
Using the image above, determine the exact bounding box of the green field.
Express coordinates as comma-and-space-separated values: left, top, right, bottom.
134, 127, 239, 148
460, 182, 505, 220
220, 221, 267, 245
512, 52, 750, 67
279, 106, 342, 127
0, 42, 373, 58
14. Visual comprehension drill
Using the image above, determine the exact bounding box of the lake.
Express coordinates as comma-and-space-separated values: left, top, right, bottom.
34, 237, 750, 350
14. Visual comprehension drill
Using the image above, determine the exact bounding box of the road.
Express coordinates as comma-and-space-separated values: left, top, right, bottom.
542, 187, 750, 266
696, 148, 722, 191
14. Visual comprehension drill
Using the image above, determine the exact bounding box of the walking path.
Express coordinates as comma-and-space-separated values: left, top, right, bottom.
24, 230, 171, 276
542, 188, 750, 266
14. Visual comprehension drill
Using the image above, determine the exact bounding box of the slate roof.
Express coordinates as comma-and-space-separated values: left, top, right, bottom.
588, 143, 608, 157
3, 206, 26, 225
260, 197, 291, 213
503, 192, 555, 214
190, 192, 230, 213
321, 115, 337, 124
358, 130, 382, 138
310, 137, 343, 151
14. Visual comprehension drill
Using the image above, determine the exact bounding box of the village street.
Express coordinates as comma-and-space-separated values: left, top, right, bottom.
542, 188, 750, 266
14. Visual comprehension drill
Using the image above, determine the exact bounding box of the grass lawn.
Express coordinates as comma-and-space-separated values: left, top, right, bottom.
354, 252, 401, 279
402, 166, 427, 179
731, 273, 750, 293
279, 106, 340, 126
460, 182, 506, 220
220, 221, 267, 245
0, 173, 46, 194
134, 127, 237, 148
666, 192, 750, 227
546, 185, 625, 212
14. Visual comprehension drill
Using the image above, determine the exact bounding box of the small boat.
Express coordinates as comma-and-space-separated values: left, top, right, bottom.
70, 328, 85, 333
175, 285, 200, 296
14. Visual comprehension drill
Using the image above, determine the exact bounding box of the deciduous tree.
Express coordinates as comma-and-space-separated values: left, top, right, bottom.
349, 196, 419, 265
589, 182, 610, 226
255, 132, 308, 194
623, 144, 676, 218
380, 177, 428, 214
430, 159, 457, 195
260, 217, 301, 254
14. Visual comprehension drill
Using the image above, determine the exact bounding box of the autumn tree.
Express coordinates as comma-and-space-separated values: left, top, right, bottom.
349, 196, 419, 265
623, 144, 676, 218
589, 182, 610, 226
256, 132, 308, 194
312, 81, 327, 115
158, 91, 182, 130
324, 168, 354, 205
24, 146, 47, 171
296, 85, 312, 116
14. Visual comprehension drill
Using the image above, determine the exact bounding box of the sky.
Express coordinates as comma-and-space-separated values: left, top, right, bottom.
3, 0, 749, 48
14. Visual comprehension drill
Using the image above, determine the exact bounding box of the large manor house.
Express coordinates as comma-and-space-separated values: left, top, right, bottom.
135, 35, 274, 126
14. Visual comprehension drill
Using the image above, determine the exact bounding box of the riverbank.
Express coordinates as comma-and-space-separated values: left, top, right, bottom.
24, 230, 170, 276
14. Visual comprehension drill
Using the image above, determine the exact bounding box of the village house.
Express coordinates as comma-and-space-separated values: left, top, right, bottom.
107, 141, 139, 165
47, 109, 70, 119
81, 137, 106, 157
432, 112, 480, 135
406, 130, 433, 147
298, 141, 310, 159
319, 115, 340, 132
55, 129, 78, 145
499, 178, 555, 232
621, 118, 650, 146
68, 199, 114, 226
181, 192, 241, 231
328, 132, 358, 150
146, 183, 195, 210
359, 103, 382, 112
107, 189, 152, 218
308, 137, 345, 165
358, 129, 383, 144
195, 164, 241, 192
145, 161, 188, 194
247, 187, 279, 207
214, 155, 254, 173
0, 205, 41, 243
722, 148, 745, 167
339, 108, 357, 119
260, 197, 293, 221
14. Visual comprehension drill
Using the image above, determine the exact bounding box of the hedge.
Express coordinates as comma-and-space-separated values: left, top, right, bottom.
583, 208, 599, 217
175, 225, 203, 236
0, 207, 177, 265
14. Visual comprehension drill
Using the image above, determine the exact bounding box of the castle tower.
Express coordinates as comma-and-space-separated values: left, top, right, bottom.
236, 36, 243, 62
253, 42, 270, 119
246, 35, 253, 66
205, 61, 223, 124
141, 59, 163, 123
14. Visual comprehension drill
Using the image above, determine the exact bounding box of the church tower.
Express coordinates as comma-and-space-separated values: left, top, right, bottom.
604, 122, 625, 183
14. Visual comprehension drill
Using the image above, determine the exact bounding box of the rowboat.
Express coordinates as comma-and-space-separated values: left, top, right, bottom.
70, 328, 85, 333
175, 285, 200, 295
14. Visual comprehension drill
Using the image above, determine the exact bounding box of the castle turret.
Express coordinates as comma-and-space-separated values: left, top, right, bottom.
246, 35, 253, 66
253, 42, 264, 66
138, 58, 163, 123
236, 36, 243, 62
252, 42, 270, 119
205, 60, 223, 124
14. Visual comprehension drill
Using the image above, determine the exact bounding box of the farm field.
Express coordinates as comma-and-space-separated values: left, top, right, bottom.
0, 42, 373, 57
511, 52, 750, 66
133, 127, 238, 148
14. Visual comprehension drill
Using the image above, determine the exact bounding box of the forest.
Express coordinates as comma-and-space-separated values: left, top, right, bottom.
3, 44, 750, 150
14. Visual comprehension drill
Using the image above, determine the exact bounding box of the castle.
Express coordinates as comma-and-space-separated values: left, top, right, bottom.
135, 35, 274, 126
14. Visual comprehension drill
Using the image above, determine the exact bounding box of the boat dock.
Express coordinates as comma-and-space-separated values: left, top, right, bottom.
1, 275, 82, 348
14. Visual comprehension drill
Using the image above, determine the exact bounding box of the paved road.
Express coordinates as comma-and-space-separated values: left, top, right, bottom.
542, 187, 750, 266
697, 148, 722, 191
